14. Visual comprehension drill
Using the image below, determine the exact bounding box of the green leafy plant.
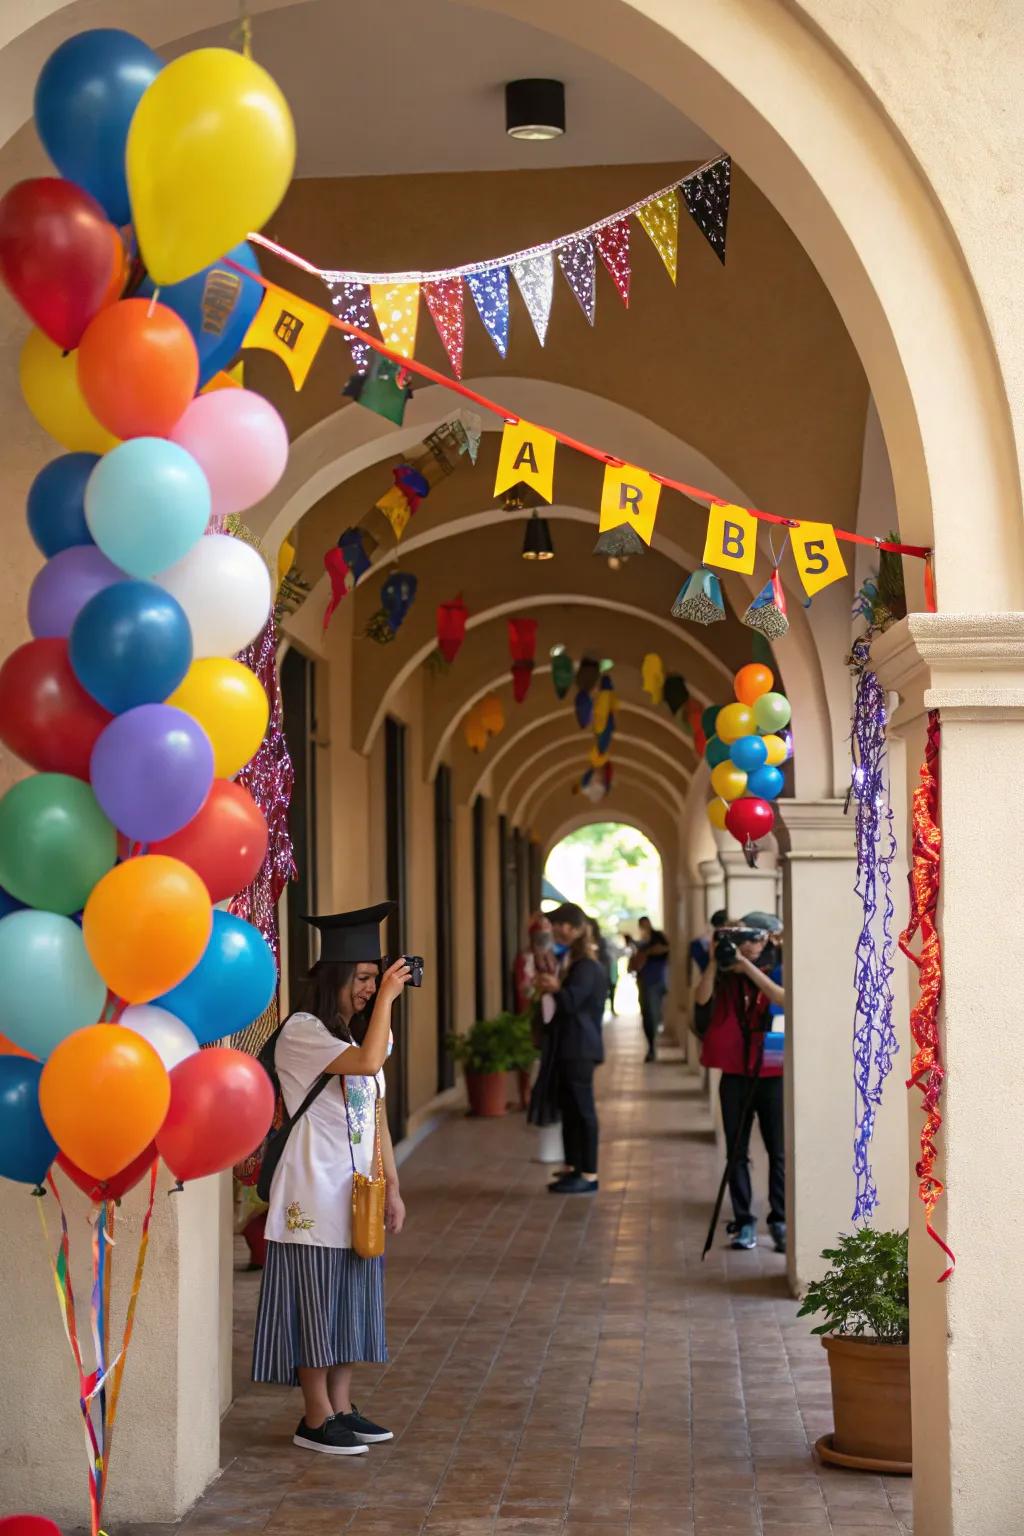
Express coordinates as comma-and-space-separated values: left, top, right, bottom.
446, 1012, 536, 1074
797, 1228, 909, 1344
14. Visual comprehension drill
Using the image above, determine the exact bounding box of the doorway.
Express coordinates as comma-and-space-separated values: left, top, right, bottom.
384, 716, 408, 1141
280, 646, 318, 1007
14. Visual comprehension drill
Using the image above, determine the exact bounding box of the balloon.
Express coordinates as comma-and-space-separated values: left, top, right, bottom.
0, 773, 116, 915
707, 799, 728, 831
715, 702, 756, 744
710, 762, 748, 803
156, 1047, 275, 1183
725, 796, 776, 846
747, 764, 785, 800
26, 452, 98, 555
0, 1033, 33, 1058
121, 1005, 199, 1071
0, 1521, 62, 1536
167, 659, 269, 778
89, 704, 214, 843
0, 638, 111, 778
0, 179, 125, 350
83, 855, 211, 1004
84, 437, 210, 578
19, 328, 119, 453
729, 734, 768, 774
0, 886, 25, 919
149, 780, 268, 903
733, 663, 774, 708
0, 1057, 58, 1184
138, 241, 262, 388
753, 691, 793, 734
704, 735, 731, 769
762, 733, 788, 768
0, 910, 106, 1058
34, 29, 163, 225
57, 1140, 157, 1203
69, 580, 192, 713
77, 299, 199, 439
40, 1024, 170, 1179
170, 390, 288, 517
126, 49, 296, 285
701, 705, 720, 739
154, 535, 271, 659
27, 544, 124, 639
158, 910, 277, 1044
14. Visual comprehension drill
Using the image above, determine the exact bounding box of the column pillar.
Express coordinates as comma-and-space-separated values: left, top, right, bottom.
697, 857, 725, 920
718, 843, 779, 919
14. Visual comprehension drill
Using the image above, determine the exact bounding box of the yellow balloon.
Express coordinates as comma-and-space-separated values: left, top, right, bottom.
707, 798, 728, 831
126, 49, 296, 285
19, 330, 120, 453
716, 702, 755, 744
711, 761, 748, 801
168, 658, 269, 778
762, 733, 787, 767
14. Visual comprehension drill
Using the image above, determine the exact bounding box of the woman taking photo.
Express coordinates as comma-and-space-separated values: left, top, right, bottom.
537, 903, 607, 1196
252, 903, 411, 1456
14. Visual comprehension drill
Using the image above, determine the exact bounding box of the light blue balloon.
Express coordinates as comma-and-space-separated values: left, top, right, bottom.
0, 910, 107, 1058
730, 734, 768, 774
85, 439, 211, 578
747, 764, 785, 800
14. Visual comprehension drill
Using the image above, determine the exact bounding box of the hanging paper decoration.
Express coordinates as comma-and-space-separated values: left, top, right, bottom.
375, 463, 432, 542
574, 690, 594, 729
576, 656, 600, 695
852, 530, 908, 634
663, 674, 689, 716
790, 520, 848, 596
704, 502, 758, 575
589, 744, 609, 769
340, 526, 372, 584
494, 419, 556, 503
672, 567, 725, 625
557, 237, 596, 324
508, 617, 538, 703
344, 352, 412, 424
479, 693, 505, 736
323, 544, 350, 631
370, 281, 420, 359
551, 648, 574, 699
637, 188, 679, 284
593, 675, 616, 735
466, 267, 510, 357
641, 653, 665, 705
242, 284, 330, 389
595, 218, 631, 306
276, 535, 296, 592
437, 595, 468, 663
329, 281, 374, 373
464, 706, 488, 753
512, 252, 555, 346
423, 278, 465, 377
595, 463, 661, 556
743, 568, 789, 640
685, 697, 706, 755
457, 410, 482, 464
681, 156, 732, 264
275, 560, 312, 623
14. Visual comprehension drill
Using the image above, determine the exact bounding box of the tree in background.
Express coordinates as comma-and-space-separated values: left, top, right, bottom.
544, 822, 662, 939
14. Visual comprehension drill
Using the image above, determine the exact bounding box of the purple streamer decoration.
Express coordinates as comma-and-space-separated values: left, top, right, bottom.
848, 638, 897, 1222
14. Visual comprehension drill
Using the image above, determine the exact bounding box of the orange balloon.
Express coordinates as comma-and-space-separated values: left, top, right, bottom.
734, 663, 774, 708
40, 1024, 170, 1179
77, 297, 199, 439
83, 854, 212, 1004
0, 1032, 33, 1059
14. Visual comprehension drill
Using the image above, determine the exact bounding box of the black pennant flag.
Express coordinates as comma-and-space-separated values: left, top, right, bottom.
681, 156, 731, 265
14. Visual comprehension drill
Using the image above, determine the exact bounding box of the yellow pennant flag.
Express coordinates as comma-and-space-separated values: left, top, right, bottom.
791, 519, 848, 596
376, 484, 412, 542
599, 464, 661, 546
370, 282, 420, 360
276, 535, 296, 589
494, 420, 556, 502
703, 502, 758, 575
642, 653, 665, 705
242, 286, 329, 390
637, 189, 680, 284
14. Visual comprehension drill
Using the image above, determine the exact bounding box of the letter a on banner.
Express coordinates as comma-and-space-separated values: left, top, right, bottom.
494, 420, 556, 503
703, 502, 758, 575
599, 464, 661, 546
791, 519, 848, 596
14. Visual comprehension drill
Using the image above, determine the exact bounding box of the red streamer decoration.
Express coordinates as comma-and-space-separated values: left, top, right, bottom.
899, 710, 955, 1280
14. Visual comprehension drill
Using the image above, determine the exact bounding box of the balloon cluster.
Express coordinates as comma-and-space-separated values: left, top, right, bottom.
0, 28, 298, 1199
702, 664, 792, 854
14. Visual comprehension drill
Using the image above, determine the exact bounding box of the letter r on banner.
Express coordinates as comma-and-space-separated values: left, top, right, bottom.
599, 464, 661, 545
703, 503, 758, 575
494, 420, 556, 502
791, 520, 847, 596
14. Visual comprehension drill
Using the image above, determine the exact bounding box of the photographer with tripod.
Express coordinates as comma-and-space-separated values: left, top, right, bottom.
694, 912, 786, 1253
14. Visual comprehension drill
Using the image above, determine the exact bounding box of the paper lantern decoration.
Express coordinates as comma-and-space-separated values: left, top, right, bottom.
479, 693, 504, 736
437, 595, 468, 663
641, 653, 665, 705
574, 689, 593, 729
551, 649, 574, 699
686, 698, 707, 755
508, 617, 537, 702
593, 676, 616, 734
340, 526, 372, 584
575, 655, 600, 694
344, 353, 412, 425
663, 674, 689, 716
672, 567, 724, 625
743, 568, 789, 639
464, 708, 487, 753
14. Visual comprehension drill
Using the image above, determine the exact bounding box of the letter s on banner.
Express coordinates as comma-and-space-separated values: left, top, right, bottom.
791, 520, 847, 596
703, 502, 758, 575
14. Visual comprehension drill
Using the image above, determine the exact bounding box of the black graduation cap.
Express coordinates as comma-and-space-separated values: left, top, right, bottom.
303, 902, 395, 963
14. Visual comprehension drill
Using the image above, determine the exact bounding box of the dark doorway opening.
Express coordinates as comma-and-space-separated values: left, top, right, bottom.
434, 766, 455, 1091
384, 716, 408, 1142
280, 647, 317, 1007
472, 795, 486, 1020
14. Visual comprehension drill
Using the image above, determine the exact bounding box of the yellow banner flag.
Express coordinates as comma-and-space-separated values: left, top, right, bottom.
599, 464, 661, 546
703, 502, 758, 575
494, 419, 556, 502
376, 484, 412, 542
242, 286, 328, 390
637, 189, 680, 284
791, 519, 848, 596
370, 282, 420, 360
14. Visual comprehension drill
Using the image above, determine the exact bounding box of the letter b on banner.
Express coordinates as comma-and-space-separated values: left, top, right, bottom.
703, 503, 757, 575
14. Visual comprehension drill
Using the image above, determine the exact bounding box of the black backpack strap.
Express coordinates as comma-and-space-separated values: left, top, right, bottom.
280, 1072, 332, 1136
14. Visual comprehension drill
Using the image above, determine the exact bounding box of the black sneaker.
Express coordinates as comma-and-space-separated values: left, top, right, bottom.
549, 1174, 598, 1196
769, 1221, 787, 1254
293, 1415, 369, 1456
333, 1406, 393, 1444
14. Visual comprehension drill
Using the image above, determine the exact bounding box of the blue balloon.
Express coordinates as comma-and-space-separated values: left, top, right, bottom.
0, 1058, 58, 1185
0, 910, 107, 1059
158, 911, 276, 1046
138, 243, 262, 388
705, 735, 731, 769
27, 454, 99, 557
34, 30, 163, 225
85, 438, 211, 578
730, 734, 768, 774
69, 580, 193, 714
0, 885, 26, 920
747, 764, 785, 800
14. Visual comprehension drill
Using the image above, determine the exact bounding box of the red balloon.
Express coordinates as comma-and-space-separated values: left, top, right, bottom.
56, 1141, 158, 1203
0, 637, 112, 778
77, 298, 199, 439
0, 1519, 63, 1536
0, 178, 125, 350
725, 796, 776, 845
156, 1049, 274, 1184
148, 780, 268, 902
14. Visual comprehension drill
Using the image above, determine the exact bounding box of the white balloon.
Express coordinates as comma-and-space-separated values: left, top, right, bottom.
154, 534, 271, 658
121, 1005, 200, 1071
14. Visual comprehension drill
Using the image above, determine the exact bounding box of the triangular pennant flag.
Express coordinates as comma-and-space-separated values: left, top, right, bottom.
242, 285, 329, 389
595, 219, 631, 306
330, 282, 374, 373
637, 189, 680, 284
466, 267, 510, 357
511, 252, 554, 346
681, 156, 731, 264
423, 278, 465, 377
370, 281, 420, 359
557, 237, 596, 324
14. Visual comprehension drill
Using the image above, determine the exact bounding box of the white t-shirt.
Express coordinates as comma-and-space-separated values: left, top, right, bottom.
263, 1012, 388, 1250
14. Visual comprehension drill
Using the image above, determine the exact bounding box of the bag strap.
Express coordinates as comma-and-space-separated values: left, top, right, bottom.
282, 1072, 331, 1135
342, 1075, 384, 1180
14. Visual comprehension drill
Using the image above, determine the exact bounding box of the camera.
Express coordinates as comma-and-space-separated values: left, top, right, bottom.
713, 927, 761, 969
404, 955, 424, 988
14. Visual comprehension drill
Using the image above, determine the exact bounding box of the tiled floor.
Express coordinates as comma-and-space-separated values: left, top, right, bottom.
99, 1015, 913, 1534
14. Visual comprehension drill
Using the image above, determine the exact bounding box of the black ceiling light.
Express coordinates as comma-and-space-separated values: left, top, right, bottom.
522, 511, 555, 560
505, 79, 565, 142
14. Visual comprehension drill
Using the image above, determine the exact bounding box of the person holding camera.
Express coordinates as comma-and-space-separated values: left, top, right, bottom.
536, 902, 607, 1195
694, 911, 786, 1253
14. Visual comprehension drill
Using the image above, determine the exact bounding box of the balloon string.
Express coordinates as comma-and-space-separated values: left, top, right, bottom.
99, 1159, 159, 1505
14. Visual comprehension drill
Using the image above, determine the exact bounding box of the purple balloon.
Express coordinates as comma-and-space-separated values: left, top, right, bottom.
28, 545, 123, 638
89, 704, 214, 843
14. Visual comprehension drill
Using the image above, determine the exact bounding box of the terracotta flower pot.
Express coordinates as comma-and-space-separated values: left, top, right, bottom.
820, 1335, 912, 1470
464, 1069, 508, 1117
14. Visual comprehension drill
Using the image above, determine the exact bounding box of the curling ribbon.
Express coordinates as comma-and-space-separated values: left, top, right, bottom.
898, 711, 955, 1280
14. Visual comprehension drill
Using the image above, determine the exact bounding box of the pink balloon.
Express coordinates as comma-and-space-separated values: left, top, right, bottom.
169, 389, 288, 517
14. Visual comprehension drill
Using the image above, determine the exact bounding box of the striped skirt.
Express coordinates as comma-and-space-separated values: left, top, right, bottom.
252, 1240, 387, 1386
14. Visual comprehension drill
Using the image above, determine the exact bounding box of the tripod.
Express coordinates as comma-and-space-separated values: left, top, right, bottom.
701, 985, 767, 1261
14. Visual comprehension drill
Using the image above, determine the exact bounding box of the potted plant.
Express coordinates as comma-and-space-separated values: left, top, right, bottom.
797, 1227, 911, 1474
447, 1014, 518, 1117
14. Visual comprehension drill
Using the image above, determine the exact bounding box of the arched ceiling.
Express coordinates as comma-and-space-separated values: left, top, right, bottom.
507, 741, 685, 825
535, 778, 678, 865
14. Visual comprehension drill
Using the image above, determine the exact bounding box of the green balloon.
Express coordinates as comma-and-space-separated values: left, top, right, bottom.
753, 691, 792, 734
0, 773, 116, 915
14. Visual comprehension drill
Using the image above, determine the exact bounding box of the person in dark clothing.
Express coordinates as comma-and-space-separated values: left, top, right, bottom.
588, 918, 615, 1016
537, 902, 607, 1196
630, 915, 670, 1061
689, 909, 728, 977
